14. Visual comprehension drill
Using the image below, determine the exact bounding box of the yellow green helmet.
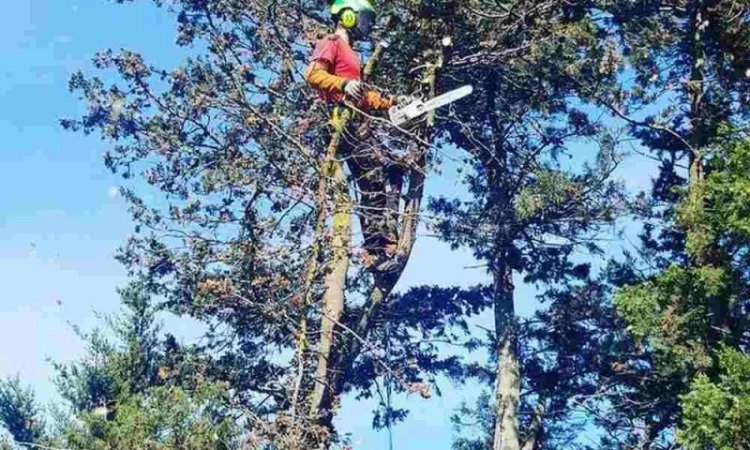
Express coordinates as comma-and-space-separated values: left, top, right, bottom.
330, 0, 376, 39
330, 0, 375, 15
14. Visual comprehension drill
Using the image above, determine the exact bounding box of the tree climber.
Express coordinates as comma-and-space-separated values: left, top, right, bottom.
305, 0, 402, 271
305, 0, 392, 111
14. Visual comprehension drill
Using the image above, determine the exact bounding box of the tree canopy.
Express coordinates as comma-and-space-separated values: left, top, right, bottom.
2, 1, 750, 450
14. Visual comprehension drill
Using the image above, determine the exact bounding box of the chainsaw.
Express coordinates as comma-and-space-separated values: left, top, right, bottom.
388, 85, 473, 126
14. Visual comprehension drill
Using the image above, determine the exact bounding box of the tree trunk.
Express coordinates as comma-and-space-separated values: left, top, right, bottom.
686, 0, 708, 264
492, 256, 521, 450
326, 164, 424, 415
306, 37, 391, 434
308, 113, 352, 426
520, 403, 544, 450
292, 113, 348, 420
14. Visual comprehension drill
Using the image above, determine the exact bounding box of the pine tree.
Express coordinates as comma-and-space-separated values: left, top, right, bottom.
585, 1, 750, 447
429, 1, 626, 449
63, 0, 483, 446
0, 377, 45, 446
53, 283, 162, 415
50, 283, 240, 449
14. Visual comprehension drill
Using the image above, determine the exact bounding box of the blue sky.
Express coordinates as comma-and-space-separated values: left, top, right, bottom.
0, 2, 657, 449
0, 0, 185, 398
0, 3, 485, 447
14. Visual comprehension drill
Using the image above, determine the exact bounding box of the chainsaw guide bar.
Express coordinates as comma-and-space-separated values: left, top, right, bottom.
388, 85, 474, 126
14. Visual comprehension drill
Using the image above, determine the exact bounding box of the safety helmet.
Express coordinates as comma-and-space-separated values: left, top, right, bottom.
330, 0, 376, 39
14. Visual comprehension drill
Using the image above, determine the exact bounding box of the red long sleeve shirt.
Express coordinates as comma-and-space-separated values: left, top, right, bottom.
306, 35, 392, 110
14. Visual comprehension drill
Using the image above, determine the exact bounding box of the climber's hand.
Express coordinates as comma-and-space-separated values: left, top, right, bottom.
343, 80, 364, 100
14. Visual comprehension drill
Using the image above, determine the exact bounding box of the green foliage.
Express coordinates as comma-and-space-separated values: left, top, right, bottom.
63, 383, 239, 450
611, 134, 750, 447
702, 137, 750, 244
46, 282, 243, 450
514, 171, 584, 222
0, 377, 45, 444
667, 138, 750, 447
53, 328, 118, 414
614, 265, 728, 371
679, 348, 750, 450
53, 283, 162, 413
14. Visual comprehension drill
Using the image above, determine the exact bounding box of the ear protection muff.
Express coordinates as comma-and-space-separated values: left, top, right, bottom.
340, 8, 357, 29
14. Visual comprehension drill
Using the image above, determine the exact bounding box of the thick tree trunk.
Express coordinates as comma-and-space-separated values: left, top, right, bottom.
292, 113, 349, 419
308, 114, 352, 426
492, 256, 521, 450
327, 164, 424, 412
307, 38, 392, 434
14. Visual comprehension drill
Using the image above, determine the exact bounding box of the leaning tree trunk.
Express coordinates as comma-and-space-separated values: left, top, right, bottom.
326, 41, 444, 416
307, 13, 450, 441
307, 39, 390, 432
307, 109, 353, 426
492, 253, 521, 450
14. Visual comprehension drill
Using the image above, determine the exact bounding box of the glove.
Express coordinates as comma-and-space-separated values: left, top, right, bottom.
343, 79, 364, 100
363, 91, 394, 110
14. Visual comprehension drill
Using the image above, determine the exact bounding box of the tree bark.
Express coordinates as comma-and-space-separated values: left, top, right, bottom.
308, 110, 353, 426
325, 157, 425, 419
483, 60, 521, 450
307, 36, 392, 432
491, 255, 521, 450
687, 0, 707, 263
520, 403, 544, 450
292, 108, 350, 420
